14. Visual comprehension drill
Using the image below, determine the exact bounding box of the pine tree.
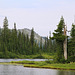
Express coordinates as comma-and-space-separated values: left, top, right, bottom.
2, 17, 9, 55
44, 37, 47, 52
3, 17, 8, 29
71, 24, 75, 37
40, 37, 42, 50
53, 16, 65, 62
2, 17, 9, 43
12, 23, 18, 53
46, 36, 50, 52
49, 31, 53, 53
68, 24, 75, 62
30, 28, 34, 54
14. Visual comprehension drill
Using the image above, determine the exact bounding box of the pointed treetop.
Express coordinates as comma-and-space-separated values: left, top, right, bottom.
14, 22, 16, 29
3, 17, 8, 29
49, 31, 51, 38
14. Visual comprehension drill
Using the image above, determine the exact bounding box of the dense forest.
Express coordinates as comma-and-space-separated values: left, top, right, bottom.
0, 17, 75, 62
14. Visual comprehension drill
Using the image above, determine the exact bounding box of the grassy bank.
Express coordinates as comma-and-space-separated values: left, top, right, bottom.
0, 53, 54, 59
11, 60, 75, 70
25, 53, 54, 59
20, 53, 54, 59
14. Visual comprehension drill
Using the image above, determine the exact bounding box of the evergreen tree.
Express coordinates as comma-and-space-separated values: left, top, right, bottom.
71, 24, 75, 37
30, 28, 34, 54
25, 34, 31, 55
52, 39, 57, 52
46, 36, 50, 52
53, 16, 65, 62
3, 17, 8, 30
11, 23, 18, 53
49, 32, 53, 53
40, 37, 42, 50
68, 24, 75, 62
49, 37, 53, 53
44, 37, 47, 52
2, 17, 9, 43
2, 17, 10, 55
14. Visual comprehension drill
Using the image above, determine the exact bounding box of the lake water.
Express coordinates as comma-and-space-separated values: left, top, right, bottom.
0, 59, 53, 62
0, 65, 75, 75
0, 59, 75, 75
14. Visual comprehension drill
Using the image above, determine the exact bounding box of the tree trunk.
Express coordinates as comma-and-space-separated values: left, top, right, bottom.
63, 37, 67, 60
63, 25, 67, 60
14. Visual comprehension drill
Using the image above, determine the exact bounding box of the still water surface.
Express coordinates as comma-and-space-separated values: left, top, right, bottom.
0, 65, 75, 75
0, 59, 75, 75
0, 59, 52, 62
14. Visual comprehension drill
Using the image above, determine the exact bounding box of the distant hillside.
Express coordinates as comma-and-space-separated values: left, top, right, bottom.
18, 28, 45, 45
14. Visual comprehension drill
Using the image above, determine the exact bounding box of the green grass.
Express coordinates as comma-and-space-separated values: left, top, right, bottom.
23, 53, 54, 59
11, 60, 75, 70
12, 53, 54, 59
46, 63, 75, 70
0, 52, 54, 59
24, 62, 75, 70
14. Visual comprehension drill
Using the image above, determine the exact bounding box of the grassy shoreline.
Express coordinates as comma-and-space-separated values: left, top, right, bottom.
23, 64, 75, 70
10, 60, 75, 70
0, 53, 54, 59
0, 58, 75, 70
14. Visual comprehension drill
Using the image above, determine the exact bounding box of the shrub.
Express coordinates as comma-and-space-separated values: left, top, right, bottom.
60, 58, 66, 63
45, 60, 53, 64
69, 56, 75, 62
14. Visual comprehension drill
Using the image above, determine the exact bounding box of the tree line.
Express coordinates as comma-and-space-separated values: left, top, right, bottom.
52, 16, 75, 62
0, 17, 75, 62
0, 17, 54, 58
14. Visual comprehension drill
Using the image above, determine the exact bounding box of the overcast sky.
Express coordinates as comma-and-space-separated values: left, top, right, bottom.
0, 0, 75, 37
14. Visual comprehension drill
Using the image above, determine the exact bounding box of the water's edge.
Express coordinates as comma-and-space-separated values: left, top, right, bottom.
0, 62, 75, 71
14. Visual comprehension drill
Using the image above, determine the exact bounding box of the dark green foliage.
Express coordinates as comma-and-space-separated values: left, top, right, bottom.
52, 16, 65, 62
0, 17, 42, 58
30, 28, 35, 54
40, 37, 42, 50
0, 16, 75, 62
53, 17, 65, 42
33, 54, 45, 59
71, 24, 75, 37
68, 24, 75, 62
0, 17, 55, 58
30, 28, 34, 46
44, 37, 47, 51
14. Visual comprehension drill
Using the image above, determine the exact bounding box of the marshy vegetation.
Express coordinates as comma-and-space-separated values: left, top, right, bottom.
11, 60, 75, 70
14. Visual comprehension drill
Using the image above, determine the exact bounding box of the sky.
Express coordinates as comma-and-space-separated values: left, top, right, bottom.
0, 0, 75, 37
